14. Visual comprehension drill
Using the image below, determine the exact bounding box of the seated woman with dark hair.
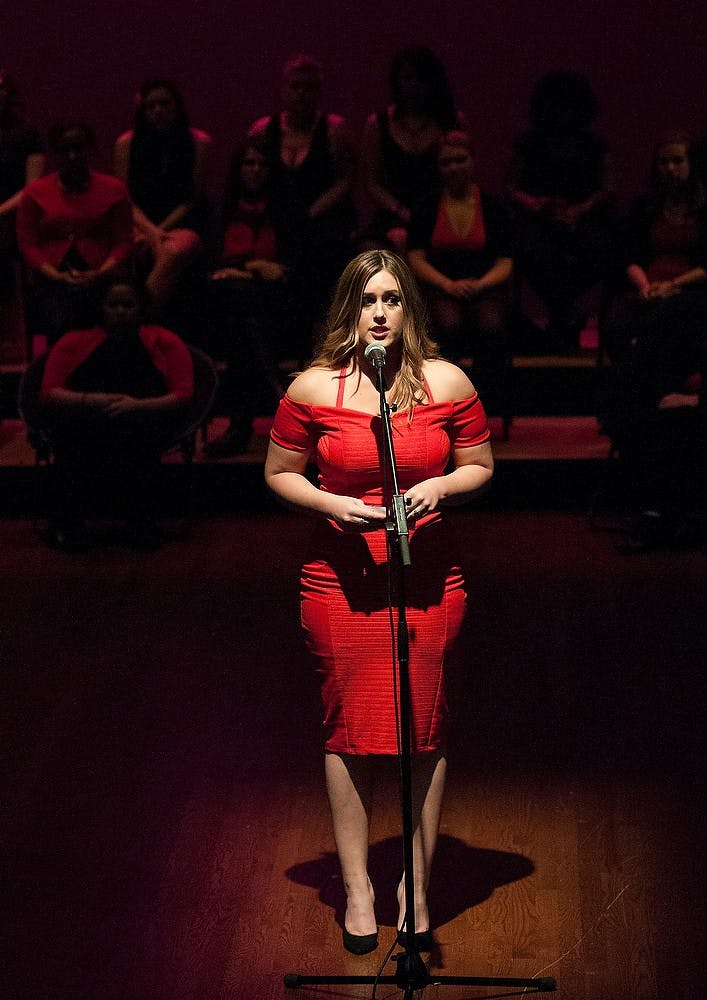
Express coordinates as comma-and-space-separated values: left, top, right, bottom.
247, 54, 357, 345
17, 120, 132, 345
407, 130, 513, 413
361, 45, 465, 252
0, 70, 45, 362
114, 78, 212, 316
506, 70, 615, 350
204, 140, 306, 456
39, 277, 194, 550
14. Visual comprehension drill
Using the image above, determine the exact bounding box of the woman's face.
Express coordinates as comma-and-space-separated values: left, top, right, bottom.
655, 142, 691, 190
56, 127, 91, 181
394, 62, 427, 105
282, 69, 321, 118
438, 143, 474, 194
357, 269, 405, 353
103, 284, 141, 333
240, 148, 268, 195
142, 87, 178, 130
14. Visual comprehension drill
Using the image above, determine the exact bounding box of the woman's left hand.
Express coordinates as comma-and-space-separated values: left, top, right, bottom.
245, 259, 286, 281
103, 394, 141, 417
404, 478, 445, 521
647, 280, 680, 300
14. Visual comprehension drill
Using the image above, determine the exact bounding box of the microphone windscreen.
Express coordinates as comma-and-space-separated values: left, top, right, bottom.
364, 343, 387, 365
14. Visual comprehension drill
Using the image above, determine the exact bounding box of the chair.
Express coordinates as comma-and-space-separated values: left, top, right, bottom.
18, 344, 218, 525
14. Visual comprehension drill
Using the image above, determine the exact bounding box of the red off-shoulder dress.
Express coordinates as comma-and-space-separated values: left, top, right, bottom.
270, 372, 490, 755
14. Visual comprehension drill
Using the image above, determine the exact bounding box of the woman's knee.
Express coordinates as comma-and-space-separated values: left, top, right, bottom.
159, 228, 201, 263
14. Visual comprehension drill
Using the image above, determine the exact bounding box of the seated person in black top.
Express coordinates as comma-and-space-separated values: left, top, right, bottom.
114, 79, 212, 318
39, 278, 194, 550
0, 71, 45, 362
247, 55, 358, 346
407, 129, 512, 414
361, 45, 464, 253
506, 70, 615, 350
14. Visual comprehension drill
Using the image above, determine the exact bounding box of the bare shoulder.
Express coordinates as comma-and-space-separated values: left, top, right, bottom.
191, 128, 213, 145
423, 359, 476, 402
287, 366, 339, 405
114, 130, 133, 149
248, 116, 271, 138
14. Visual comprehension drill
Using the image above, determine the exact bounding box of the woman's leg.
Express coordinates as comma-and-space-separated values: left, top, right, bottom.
429, 295, 465, 362
397, 751, 447, 934
146, 228, 200, 310
325, 752, 377, 935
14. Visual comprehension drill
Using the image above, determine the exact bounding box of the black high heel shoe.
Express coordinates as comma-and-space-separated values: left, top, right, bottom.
396, 928, 434, 951
343, 927, 379, 955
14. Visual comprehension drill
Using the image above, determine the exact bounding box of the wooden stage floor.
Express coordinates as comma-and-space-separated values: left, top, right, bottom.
2, 510, 704, 999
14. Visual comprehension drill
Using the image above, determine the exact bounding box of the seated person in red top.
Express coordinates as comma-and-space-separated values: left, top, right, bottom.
39, 277, 194, 550
17, 120, 133, 345
407, 130, 513, 413
604, 131, 707, 362
598, 131, 707, 551
205, 141, 306, 456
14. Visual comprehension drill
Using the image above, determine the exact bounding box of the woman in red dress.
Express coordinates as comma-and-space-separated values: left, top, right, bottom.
265, 250, 494, 954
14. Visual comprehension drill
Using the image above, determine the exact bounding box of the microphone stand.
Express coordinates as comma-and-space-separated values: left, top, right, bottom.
284, 353, 555, 997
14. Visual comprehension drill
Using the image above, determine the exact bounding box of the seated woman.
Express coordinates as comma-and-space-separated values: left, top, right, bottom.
204, 141, 305, 456
361, 45, 464, 252
0, 71, 45, 363
114, 78, 212, 316
506, 70, 615, 350
16, 120, 132, 345
407, 130, 513, 414
39, 277, 194, 550
599, 131, 707, 551
247, 54, 357, 346
604, 130, 707, 362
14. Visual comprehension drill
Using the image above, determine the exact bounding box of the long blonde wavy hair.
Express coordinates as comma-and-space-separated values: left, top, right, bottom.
311, 250, 440, 413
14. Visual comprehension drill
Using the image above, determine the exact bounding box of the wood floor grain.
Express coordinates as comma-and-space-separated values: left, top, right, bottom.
1, 511, 704, 1000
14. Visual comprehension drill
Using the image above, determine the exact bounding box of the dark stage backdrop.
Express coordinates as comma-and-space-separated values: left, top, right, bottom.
4, 0, 705, 211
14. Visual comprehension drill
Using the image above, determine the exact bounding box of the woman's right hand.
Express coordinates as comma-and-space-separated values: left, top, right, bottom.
326, 495, 387, 532
211, 266, 252, 281
442, 277, 480, 300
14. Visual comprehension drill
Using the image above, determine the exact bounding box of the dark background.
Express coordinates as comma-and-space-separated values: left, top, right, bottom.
4, 0, 705, 210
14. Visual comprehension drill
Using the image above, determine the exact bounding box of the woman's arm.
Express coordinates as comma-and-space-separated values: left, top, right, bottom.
403, 362, 494, 517
265, 439, 387, 530
407, 248, 455, 295
307, 117, 356, 219
44, 387, 185, 415
404, 440, 494, 519
361, 112, 410, 222
0, 153, 45, 216
470, 256, 513, 294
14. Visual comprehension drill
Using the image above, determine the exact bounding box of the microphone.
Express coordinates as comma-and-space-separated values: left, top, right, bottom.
364, 342, 387, 369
